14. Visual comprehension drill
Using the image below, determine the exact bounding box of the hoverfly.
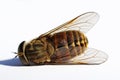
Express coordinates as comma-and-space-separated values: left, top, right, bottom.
17, 12, 108, 66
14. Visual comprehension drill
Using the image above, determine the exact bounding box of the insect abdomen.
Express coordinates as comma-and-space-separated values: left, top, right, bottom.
50, 30, 88, 63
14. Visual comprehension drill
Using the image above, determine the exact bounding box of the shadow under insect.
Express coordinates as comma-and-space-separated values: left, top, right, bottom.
0, 58, 22, 66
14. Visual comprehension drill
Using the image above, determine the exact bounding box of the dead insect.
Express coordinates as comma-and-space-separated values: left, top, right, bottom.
16, 12, 108, 66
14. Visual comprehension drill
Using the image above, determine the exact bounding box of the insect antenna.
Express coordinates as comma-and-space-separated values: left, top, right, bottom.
12, 52, 23, 58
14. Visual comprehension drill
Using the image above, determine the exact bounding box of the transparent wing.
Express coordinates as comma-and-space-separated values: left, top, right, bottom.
67, 48, 108, 65
42, 12, 99, 37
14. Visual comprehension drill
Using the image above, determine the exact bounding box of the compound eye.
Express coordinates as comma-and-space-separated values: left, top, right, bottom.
18, 41, 26, 52
18, 41, 29, 65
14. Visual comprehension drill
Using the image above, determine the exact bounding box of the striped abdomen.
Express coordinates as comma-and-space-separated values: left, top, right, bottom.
49, 30, 88, 63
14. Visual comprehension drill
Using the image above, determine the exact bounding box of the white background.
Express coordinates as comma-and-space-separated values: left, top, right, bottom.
0, 0, 119, 80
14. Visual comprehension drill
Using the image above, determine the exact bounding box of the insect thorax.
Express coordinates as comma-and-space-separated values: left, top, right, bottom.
23, 36, 54, 64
